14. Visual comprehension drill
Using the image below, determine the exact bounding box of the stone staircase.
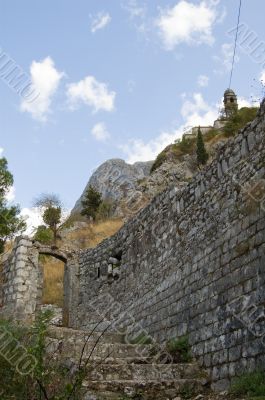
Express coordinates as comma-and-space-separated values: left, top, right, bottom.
47, 327, 209, 399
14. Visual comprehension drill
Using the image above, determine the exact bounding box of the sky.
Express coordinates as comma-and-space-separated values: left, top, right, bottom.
0, 0, 265, 231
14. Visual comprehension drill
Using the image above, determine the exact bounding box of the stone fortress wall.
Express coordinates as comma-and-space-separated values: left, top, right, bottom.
74, 100, 265, 390
1, 100, 265, 390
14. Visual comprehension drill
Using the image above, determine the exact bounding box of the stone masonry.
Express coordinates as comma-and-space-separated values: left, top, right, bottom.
0, 239, 76, 324
1, 100, 265, 390
73, 100, 265, 390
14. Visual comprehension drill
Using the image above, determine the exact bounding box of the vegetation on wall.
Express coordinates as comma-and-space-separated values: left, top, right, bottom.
166, 336, 192, 363
223, 106, 258, 137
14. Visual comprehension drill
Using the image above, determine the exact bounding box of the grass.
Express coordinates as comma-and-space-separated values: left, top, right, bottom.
230, 370, 265, 398
61, 218, 123, 249
179, 382, 195, 399
42, 256, 65, 307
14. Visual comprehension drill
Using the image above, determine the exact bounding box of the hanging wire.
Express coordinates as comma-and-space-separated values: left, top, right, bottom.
229, 0, 242, 89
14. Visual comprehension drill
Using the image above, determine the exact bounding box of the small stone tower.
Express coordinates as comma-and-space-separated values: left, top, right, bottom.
223, 88, 238, 118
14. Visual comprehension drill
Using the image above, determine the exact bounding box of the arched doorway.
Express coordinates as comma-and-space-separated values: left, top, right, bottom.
33, 243, 69, 326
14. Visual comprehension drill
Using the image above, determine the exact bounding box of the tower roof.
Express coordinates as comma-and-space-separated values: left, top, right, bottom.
224, 88, 236, 96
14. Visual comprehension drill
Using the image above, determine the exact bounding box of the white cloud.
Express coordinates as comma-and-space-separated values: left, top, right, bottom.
122, 0, 146, 19
214, 42, 239, 75
120, 93, 219, 163
120, 131, 181, 164
20, 57, 64, 121
122, 0, 149, 36
91, 122, 110, 142
197, 75, 209, 87
237, 96, 259, 108
20, 207, 43, 236
5, 186, 16, 202
156, 1, 217, 50
181, 92, 218, 127
0, 148, 3, 157
91, 12, 111, 33
67, 76, 116, 113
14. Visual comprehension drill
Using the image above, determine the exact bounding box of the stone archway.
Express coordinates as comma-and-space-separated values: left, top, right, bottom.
0, 236, 78, 326
33, 241, 68, 323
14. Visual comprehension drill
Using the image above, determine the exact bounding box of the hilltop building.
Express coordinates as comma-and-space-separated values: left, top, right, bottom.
183, 89, 238, 139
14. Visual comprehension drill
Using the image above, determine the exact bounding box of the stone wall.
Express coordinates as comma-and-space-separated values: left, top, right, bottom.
72, 101, 265, 390
0, 239, 75, 324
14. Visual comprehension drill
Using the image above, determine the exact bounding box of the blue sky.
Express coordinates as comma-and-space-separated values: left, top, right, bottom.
0, 0, 264, 227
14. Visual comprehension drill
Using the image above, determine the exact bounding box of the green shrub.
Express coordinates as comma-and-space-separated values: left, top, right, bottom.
230, 370, 265, 397
150, 136, 196, 173
223, 107, 258, 137
166, 336, 192, 363
177, 135, 196, 155
34, 225, 54, 244
150, 151, 167, 173
0, 311, 93, 399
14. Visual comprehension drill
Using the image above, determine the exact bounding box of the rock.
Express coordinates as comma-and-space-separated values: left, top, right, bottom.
83, 392, 97, 400
71, 158, 153, 216
40, 304, 63, 326
109, 257, 119, 265
124, 386, 136, 397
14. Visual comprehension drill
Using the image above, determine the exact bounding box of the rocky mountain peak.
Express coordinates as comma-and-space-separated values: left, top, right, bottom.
72, 158, 153, 215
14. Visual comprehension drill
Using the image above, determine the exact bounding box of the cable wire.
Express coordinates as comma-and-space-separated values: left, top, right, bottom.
229, 0, 242, 89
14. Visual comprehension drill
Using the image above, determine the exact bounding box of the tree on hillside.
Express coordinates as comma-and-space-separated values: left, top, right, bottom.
34, 193, 62, 245
97, 199, 115, 221
0, 157, 26, 253
196, 127, 209, 167
81, 185, 102, 221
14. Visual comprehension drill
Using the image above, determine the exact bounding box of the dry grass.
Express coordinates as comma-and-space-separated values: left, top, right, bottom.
42, 257, 64, 307
206, 132, 227, 146
63, 218, 124, 249
42, 218, 124, 306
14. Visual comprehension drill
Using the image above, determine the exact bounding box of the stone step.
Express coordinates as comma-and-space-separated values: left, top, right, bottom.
48, 326, 125, 344
87, 356, 155, 364
83, 379, 203, 399
85, 363, 201, 381
47, 337, 153, 360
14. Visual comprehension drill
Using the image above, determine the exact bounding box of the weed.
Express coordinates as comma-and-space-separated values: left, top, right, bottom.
166, 336, 192, 363
230, 370, 265, 397
180, 382, 195, 399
